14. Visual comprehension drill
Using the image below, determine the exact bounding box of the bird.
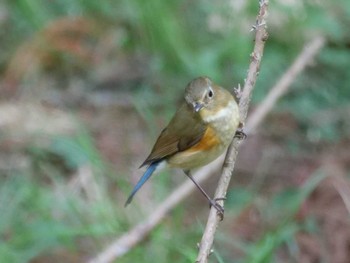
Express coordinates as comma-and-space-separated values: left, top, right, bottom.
125, 76, 242, 217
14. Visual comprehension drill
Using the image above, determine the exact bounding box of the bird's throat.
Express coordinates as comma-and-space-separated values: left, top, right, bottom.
200, 101, 238, 124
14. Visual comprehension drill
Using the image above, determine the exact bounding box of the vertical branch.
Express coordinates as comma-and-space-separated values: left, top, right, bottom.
195, 1, 269, 262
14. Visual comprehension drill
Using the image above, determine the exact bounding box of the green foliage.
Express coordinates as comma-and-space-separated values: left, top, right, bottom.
226, 187, 253, 212
0, 174, 75, 262
50, 131, 103, 170
0, 130, 130, 261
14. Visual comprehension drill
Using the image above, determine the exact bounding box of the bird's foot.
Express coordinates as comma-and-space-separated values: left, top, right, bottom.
234, 128, 247, 140
209, 197, 226, 221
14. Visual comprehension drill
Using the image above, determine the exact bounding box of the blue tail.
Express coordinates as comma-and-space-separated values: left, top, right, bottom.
124, 162, 160, 207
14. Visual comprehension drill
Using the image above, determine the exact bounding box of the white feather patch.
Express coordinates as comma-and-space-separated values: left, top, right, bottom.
203, 101, 238, 123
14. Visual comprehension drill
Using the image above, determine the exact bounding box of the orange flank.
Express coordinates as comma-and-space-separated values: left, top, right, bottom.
187, 126, 221, 152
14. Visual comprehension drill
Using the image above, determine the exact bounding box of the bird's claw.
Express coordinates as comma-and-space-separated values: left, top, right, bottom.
234, 128, 247, 140
209, 197, 226, 221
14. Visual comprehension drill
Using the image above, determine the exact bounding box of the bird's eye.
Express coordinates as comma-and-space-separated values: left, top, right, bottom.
208, 89, 214, 98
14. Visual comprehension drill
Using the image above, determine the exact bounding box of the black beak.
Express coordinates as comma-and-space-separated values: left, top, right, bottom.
193, 102, 204, 112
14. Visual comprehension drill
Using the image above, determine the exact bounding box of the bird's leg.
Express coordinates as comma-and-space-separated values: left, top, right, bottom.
184, 170, 225, 220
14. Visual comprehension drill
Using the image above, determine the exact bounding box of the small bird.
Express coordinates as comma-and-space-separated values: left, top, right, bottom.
125, 76, 241, 217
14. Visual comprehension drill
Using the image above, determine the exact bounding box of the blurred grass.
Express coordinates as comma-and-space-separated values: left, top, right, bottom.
0, 0, 350, 262
0, 129, 119, 262
244, 171, 326, 263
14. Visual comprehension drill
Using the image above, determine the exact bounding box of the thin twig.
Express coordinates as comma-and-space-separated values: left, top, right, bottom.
89, 18, 327, 263
195, 1, 269, 261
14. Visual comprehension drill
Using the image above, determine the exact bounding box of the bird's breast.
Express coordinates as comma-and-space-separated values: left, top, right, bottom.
167, 100, 240, 170
201, 100, 240, 146
185, 126, 220, 153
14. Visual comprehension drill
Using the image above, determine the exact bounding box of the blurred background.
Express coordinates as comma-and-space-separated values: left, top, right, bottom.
0, 0, 350, 262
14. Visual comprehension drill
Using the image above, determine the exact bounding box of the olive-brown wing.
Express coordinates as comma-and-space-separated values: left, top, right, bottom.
140, 103, 206, 167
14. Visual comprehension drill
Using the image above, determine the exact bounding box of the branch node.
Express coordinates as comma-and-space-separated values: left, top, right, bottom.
259, 0, 268, 8
233, 83, 243, 100
250, 21, 266, 32
262, 31, 269, 41
250, 52, 261, 62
